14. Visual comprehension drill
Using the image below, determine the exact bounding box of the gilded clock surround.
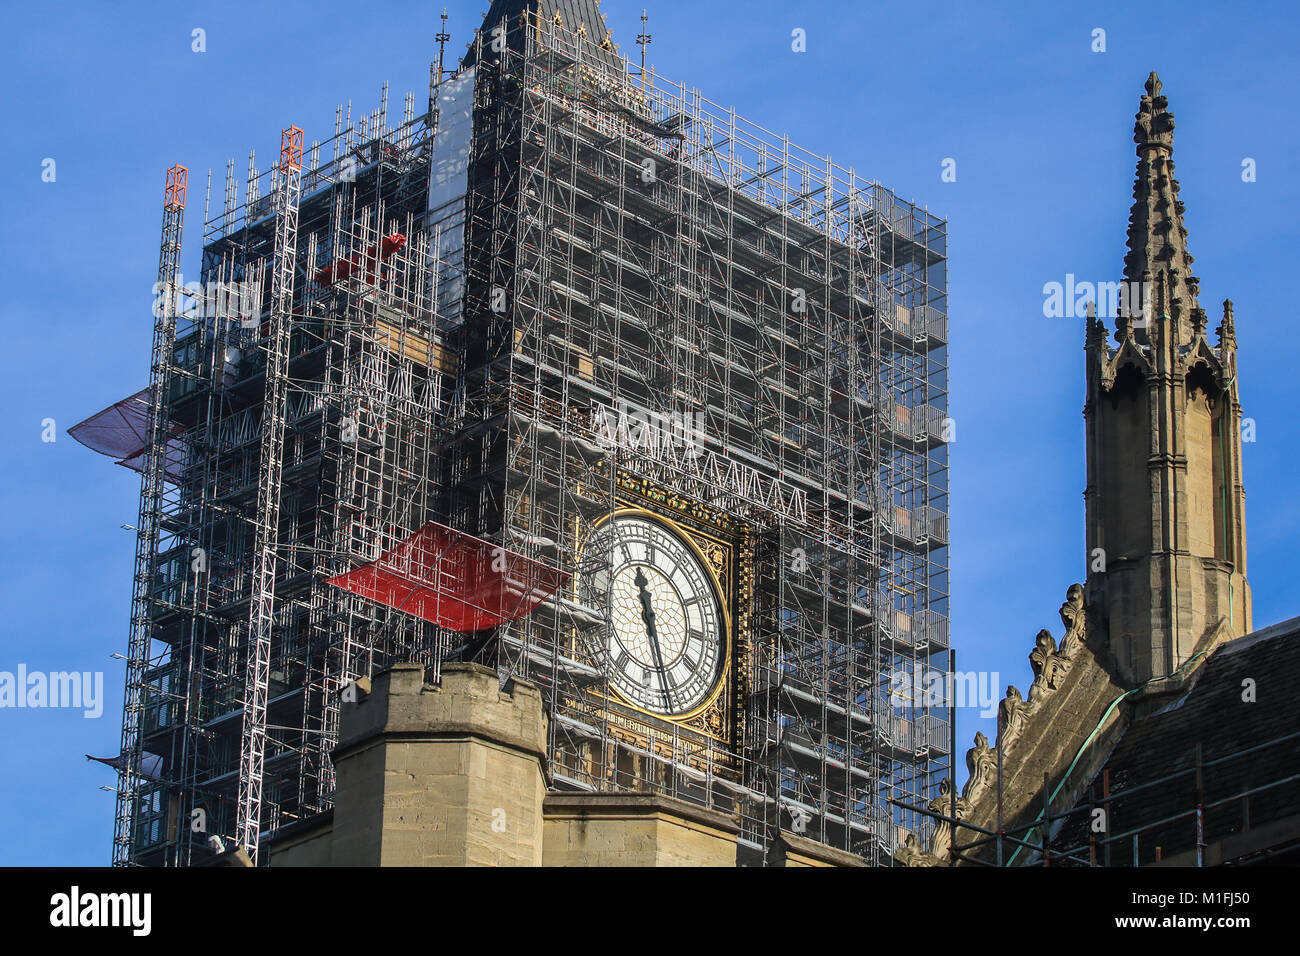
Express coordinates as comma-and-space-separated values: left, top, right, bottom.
563, 471, 753, 761
585, 506, 731, 722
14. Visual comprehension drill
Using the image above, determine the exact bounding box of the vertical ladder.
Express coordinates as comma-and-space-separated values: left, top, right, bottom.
237, 126, 303, 864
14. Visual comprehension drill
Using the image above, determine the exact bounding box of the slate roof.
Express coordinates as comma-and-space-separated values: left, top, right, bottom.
1051, 616, 1300, 865
462, 0, 625, 73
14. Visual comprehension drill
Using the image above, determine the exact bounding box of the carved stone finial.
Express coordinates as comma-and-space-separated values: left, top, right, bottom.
927, 775, 955, 814
998, 685, 1029, 748
919, 777, 971, 865
1191, 307, 1207, 338
895, 831, 938, 867
1089, 312, 1109, 350
1061, 585, 1083, 628
1028, 624, 1071, 698
1217, 298, 1236, 350
1135, 71, 1173, 150
964, 732, 998, 798
1029, 629, 1058, 674
1057, 583, 1088, 657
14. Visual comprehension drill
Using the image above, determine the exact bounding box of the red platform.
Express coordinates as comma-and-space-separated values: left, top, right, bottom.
326, 521, 569, 632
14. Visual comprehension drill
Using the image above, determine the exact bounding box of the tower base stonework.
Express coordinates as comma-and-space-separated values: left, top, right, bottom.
1100, 556, 1250, 686
542, 794, 739, 866
329, 662, 550, 866
271, 662, 866, 865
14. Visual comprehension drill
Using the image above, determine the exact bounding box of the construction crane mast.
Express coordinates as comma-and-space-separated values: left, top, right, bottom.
114, 165, 187, 865
236, 126, 303, 863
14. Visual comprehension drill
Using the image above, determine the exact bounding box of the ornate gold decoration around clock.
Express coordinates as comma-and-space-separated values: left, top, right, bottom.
586, 506, 732, 724
615, 470, 745, 537
566, 472, 753, 762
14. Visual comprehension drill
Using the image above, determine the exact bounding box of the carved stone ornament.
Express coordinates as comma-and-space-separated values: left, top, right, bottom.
1028, 628, 1070, 699
1029, 629, 1057, 676
964, 731, 998, 798
1057, 583, 1087, 657
998, 684, 1029, 749
895, 831, 938, 867
895, 584, 1094, 866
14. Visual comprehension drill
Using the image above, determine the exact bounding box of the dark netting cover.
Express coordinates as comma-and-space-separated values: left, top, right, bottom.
68, 389, 153, 459
69, 388, 187, 480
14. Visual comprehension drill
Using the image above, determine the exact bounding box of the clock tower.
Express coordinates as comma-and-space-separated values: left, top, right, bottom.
441, 0, 951, 863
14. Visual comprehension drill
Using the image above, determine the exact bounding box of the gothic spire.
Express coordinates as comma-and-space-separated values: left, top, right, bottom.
1123, 72, 1201, 338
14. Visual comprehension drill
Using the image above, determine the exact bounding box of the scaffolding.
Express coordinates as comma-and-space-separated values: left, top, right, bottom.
897, 729, 1300, 867
82, 10, 949, 865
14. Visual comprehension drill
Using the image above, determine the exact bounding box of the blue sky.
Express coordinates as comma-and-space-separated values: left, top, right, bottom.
1, 1, 1295, 865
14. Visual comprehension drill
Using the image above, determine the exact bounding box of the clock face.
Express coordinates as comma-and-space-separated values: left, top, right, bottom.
580, 513, 725, 717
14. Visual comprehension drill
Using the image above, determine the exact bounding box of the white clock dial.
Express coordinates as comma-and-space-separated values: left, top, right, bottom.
580, 514, 725, 716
